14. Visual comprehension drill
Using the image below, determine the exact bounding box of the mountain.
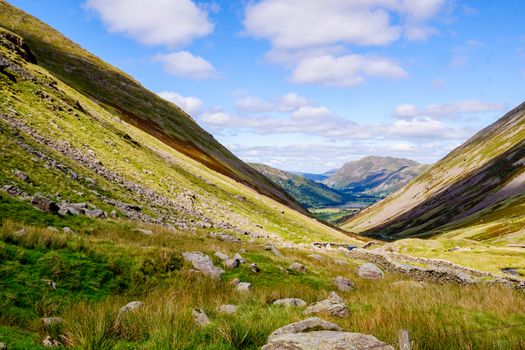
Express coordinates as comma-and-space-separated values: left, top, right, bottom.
342, 103, 525, 241
249, 163, 347, 208
0, 1, 307, 214
323, 156, 427, 196
0, 2, 352, 246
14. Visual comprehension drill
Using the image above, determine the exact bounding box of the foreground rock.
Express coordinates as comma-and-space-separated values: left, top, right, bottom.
192, 308, 211, 327
119, 301, 144, 313
357, 262, 384, 279
288, 262, 307, 273
273, 298, 307, 307
304, 292, 349, 318
182, 251, 224, 280
333, 276, 356, 292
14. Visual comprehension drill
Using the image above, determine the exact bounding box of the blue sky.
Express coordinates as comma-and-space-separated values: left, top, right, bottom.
9, 0, 525, 172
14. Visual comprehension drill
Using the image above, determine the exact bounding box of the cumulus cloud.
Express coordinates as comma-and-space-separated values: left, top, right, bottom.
394, 100, 503, 119
153, 51, 219, 79
235, 93, 309, 113
290, 54, 407, 87
85, 0, 213, 47
388, 118, 464, 139
157, 91, 203, 115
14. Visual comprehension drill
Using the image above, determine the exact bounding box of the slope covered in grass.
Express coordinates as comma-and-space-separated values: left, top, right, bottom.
343, 103, 525, 241
0, 0, 305, 213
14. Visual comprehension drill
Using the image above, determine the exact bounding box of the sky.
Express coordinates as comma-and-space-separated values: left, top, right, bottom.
8, 0, 525, 173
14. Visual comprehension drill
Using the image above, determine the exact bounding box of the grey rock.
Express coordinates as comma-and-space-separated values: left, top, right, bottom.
13, 228, 26, 237
214, 251, 229, 261
225, 258, 240, 270
42, 336, 61, 347
308, 254, 322, 261
32, 194, 59, 214
304, 292, 349, 318
137, 229, 153, 235
14, 169, 30, 182
333, 276, 356, 292
119, 301, 144, 313
217, 304, 238, 314
288, 262, 307, 273
249, 263, 260, 273
236, 282, 252, 292
192, 308, 211, 327
357, 263, 384, 279
268, 317, 342, 340
273, 298, 307, 307
63, 227, 74, 234
42, 279, 57, 289
47, 226, 59, 232
334, 259, 347, 265
230, 278, 240, 286
233, 253, 247, 264
85, 208, 106, 219
264, 243, 283, 257
182, 251, 224, 280
41, 317, 63, 326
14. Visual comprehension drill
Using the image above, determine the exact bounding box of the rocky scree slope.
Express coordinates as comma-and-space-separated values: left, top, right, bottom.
0, 25, 352, 244
343, 103, 525, 241
0, 0, 305, 214
249, 163, 349, 208
323, 156, 427, 196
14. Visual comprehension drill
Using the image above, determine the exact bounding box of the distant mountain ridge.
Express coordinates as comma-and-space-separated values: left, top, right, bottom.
343, 102, 525, 241
323, 156, 428, 196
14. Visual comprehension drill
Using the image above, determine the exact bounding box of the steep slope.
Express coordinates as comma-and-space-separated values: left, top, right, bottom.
293, 171, 329, 182
343, 103, 525, 241
249, 163, 348, 208
0, 26, 353, 245
0, 0, 305, 213
323, 156, 427, 196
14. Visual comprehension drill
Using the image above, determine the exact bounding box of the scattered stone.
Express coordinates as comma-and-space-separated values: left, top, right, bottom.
14, 169, 30, 182
308, 254, 322, 261
192, 308, 211, 328
209, 232, 241, 243
62, 227, 74, 234
233, 253, 247, 264
391, 280, 427, 289
273, 298, 307, 307
217, 304, 238, 314
182, 251, 224, 280
230, 278, 240, 286
42, 279, 57, 289
357, 263, 384, 279
333, 276, 356, 292
225, 258, 240, 270
236, 282, 252, 292
249, 263, 260, 273
32, 194, 59, 214
84, 208, 106, 219
264, 243, 283, 257
333, 259, 347, 265
0, 342, 6, 350
214, 251, 229, 261
47, 226, 59, 232
288, 262, 307, 273
13, 228, 26, 237
42, 336, 61, 348
119, 301, 144, 314
304, 292, 349, 318
41, 317, 63, 326
137, 229, 153, 235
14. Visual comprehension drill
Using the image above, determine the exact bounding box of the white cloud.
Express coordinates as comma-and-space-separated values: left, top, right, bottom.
389, 118, 464, 139
394, 100, 503, 119
153, 51, 218, 79
85, 0, 213, 47
157, 91, 203, 115
290, 54, 407, 87
235, 93, 309, 113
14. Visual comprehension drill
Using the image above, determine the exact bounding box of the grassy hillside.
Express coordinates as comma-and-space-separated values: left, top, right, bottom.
343, 103, 525, 242
249, 163, 348, 208
0, 0, 305, 213
323, 156, 427, 196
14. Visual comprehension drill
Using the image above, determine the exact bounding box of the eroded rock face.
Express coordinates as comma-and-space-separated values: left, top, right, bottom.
357, 263, 384, 279
182, 251, 224, 280
273, 298, 307, 307
303, 292, 349, 318
333, 276, 356, 292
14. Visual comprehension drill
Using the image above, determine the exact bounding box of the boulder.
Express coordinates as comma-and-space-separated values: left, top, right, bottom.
249, 263, 260, 273
230, 278, 240, 286
224, 258, 240, 270
236, 282, 252, 292
357, 263, 384, 279
182, 251, 224, 280
41, 317, 63, 326
265, 243, 283, 257
217, 304, 238, 314
273, 298, 307, 307
308, 254, 322, 261
209, 232, 241, 243
32, 195, 59, 214
214, 251, 229, 261
192, 308, 211, 327
119, 301, 144, 313
267, 317, 342, 340
333, 276, 356, 292
233, 253, 247, 264
288, 262, 307, 273
137, 229, 153, 235
304, 292, 349, 318
85, 208, 106, 219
